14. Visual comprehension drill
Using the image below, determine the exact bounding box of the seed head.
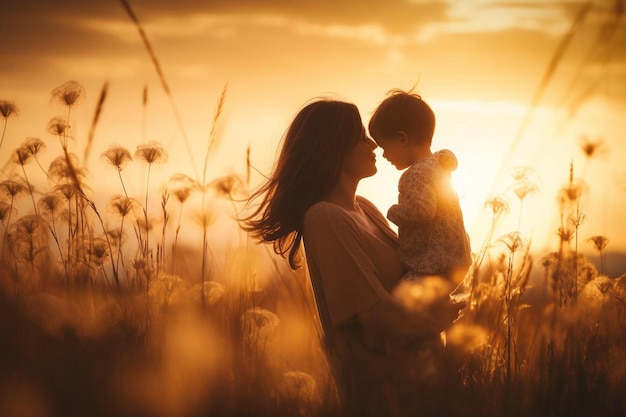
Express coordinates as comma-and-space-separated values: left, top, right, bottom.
38, 193, 62, 218
135, 141, 168, 165
208, 174, 244, 198
13, 214, 42, 237
109, 195, 137, 218
579, 135, 603, 159
168, 173, 200, 203
0, 100, 19, 118
587, 235, 609, 252
22, 137, 45, 156
53, 183, 78, 201
47, 117, 69, 137
0, 202, 13, 223
13, 147, 32, 166
101, 145, 132, 170
88, 237, 110, 266
484, 195, 510, 216
557, 227, 575, 243
51, 80, 85, 108
48, 155, 86, 184
497, 231, 526, 253
0, 179, 27, 198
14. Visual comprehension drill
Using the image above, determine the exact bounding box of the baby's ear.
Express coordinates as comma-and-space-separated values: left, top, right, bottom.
434, 149, 458, 171
397, 131, 409, 145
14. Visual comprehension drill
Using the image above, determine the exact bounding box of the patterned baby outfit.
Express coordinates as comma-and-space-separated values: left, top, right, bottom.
387, 150, 472, 283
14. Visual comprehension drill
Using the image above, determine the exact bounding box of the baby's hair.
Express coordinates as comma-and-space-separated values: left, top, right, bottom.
369, 88, 435, 146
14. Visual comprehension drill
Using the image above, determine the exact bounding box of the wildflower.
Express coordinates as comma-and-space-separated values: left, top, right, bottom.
22, 137, 45, 156
279, 371, 319, 410
0, 180, 27, 199
88, 237, 110, 267
506, 167, 540, 202
12, 214, 42, 238
497, 231, 526, 253
510, 166, 539, 183
13, 146, 32, 166
559, 181, 583, 203
53, 183, 77, 201
135, 141, 168, 165
48, 155, 86, 184
38, 193, 62, 218
0, 202, 13, 224
579, 135, 603, 159
0, 100, 19, 118
568, 211, 587, 228
47, 116, 69, 137
168, 173, 200, 204
109, 195, 136, 218
101, 145, 132, 171
485, 195, 510, 217
557, 227, 575, 243
512, 181, 539, 201
587, 235, 609, 252
241, 307, 280, 346
51, 80, 85, 108
208, 174, 244, 198
540, 252, 559, 269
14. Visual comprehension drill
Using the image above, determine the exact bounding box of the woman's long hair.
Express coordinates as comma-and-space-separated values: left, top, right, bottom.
242, 99, 363, 269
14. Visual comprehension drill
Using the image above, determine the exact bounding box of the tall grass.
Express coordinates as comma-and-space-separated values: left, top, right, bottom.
0, 82, 624, 417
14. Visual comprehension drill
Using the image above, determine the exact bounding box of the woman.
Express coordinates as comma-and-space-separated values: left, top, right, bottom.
243, 99, 462, 417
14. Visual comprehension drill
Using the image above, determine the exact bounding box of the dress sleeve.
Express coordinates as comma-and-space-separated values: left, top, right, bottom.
303, 205, 386, 325
387, 165, 437, 227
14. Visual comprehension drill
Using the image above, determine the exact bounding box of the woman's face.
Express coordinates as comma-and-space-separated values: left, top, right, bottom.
342, 127, 378, 181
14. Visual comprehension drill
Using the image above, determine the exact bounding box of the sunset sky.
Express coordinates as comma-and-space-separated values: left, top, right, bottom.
1, 0, 625, 265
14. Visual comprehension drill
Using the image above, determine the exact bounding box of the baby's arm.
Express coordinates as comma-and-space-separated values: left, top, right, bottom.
387, 167, 437, 227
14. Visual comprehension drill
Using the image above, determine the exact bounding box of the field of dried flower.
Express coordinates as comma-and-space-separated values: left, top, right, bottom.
0, 81, 624, 417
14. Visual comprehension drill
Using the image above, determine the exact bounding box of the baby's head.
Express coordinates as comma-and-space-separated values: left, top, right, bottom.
368, 89, 436, 170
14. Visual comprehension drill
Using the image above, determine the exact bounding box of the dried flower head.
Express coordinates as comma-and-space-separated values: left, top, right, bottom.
135, 141, 168, 165
568, 211, 587, 228
511, 181, 540, 201
497, 231, 526, 253
540, 252, 559, 269
53, 183, 78, 201
241, 307, 280, 345
88, 237, 110, 267
509, 166, 540, 201
0, 179, 27, 199
557, 226, 575, 243
0, 100, 19, 118
12, 214, 42, 237
484, 195, 510, 217
109, 195, 137, 218
48, 155, 86, 184
13, 146, 32, 166
0, 202, 14, 223
559, 181, 583, 203
579, 135, 604, 159
168, 173, 200, 204
22, 137, 45, 156
101, 145, 132, 170
51, 80, 85, 108
587, 235, 609, 252
38, 193, 62, 218
47, 116, 69, 137
208, 174, 244, 198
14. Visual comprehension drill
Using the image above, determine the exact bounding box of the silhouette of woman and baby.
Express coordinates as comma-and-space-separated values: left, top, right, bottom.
243, 89, 472, 417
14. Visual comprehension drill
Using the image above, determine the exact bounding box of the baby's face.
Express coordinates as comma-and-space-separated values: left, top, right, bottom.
374, 134, 412, 170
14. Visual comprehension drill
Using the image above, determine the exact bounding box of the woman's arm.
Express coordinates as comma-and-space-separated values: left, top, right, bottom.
303, 203, 456, 347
